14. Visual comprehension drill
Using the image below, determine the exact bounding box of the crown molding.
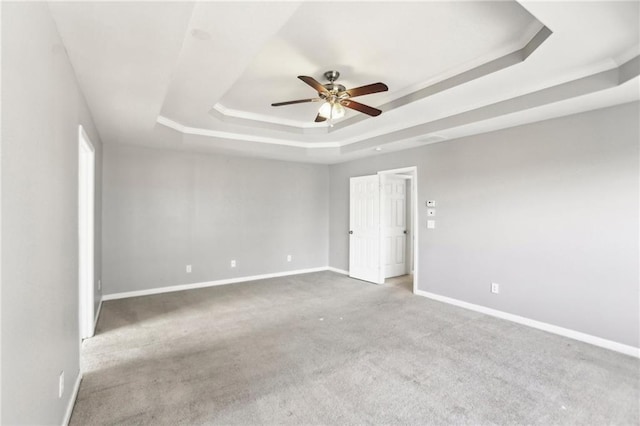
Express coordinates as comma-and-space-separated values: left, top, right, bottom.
157, 116, 339, 148
333, 25, 552, 131
158, 55, 639, 157
204, 25, 551, 134
212, 103, 326, 129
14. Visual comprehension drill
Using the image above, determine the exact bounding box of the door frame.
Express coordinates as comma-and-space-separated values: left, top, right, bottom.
380, 174, 409, 279
378, 167, 418, 293
78, 125, 95, 339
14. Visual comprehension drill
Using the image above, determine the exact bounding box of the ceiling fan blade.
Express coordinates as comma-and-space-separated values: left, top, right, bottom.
341, 99, 382, 117
343, 82, 388, 98
314, 114, 327, 123
271, 98, 319, 107
298, 76, 329, 94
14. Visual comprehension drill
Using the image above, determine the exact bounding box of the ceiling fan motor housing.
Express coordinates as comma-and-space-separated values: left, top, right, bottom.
320, 83, 346, 96
321, 71, 345, 96
323, 70, 340, 82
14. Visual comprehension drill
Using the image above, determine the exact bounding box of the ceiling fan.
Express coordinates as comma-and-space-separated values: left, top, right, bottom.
271, 71, 388, 124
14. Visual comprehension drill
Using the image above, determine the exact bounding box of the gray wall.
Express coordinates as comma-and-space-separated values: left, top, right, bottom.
330, 102, 639, 348
1, 2, 103, 424
102, 143, 329, 295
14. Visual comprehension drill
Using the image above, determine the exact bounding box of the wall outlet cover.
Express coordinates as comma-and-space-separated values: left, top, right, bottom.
491, 283, 500, 294
186, 265, 192, 273
427, 220, 436, 229
230, 260, 236, 268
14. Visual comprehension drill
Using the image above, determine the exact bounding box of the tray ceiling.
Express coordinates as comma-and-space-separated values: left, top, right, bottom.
48, 1, 640, 164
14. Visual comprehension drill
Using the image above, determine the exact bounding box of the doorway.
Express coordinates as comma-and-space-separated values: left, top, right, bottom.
348, 167, 418, 293
78, 125, 95, 339
379, 167, 416, 293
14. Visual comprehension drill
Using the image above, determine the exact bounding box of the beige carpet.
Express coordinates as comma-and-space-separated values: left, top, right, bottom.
71, 271, 639, 425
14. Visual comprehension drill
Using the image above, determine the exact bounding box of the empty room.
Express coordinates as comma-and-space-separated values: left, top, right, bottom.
1, 1, 639, 425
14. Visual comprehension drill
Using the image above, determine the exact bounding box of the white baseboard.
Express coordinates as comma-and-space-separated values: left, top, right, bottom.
326, 267, 349, 275
62, 372, 82, 426
102, 267, 329, 301
97, 269, 638, 358
415, 289, 640, 358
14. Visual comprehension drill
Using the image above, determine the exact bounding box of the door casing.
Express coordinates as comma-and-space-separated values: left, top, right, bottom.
79, 125, 95, 339
348, 166, 419, 292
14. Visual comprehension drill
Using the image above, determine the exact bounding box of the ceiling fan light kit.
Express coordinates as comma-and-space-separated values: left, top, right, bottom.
318, 101, 345, 120
271, 70, 388, 126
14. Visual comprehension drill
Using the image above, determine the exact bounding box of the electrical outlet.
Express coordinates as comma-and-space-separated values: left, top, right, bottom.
287, 255, 292, 262
491, 282, 500, 294
58, 371, 64, 398
427, 220, 435, 229
230, 260, 236, 268
98, 279, 101, 291
186, 265, 192, 273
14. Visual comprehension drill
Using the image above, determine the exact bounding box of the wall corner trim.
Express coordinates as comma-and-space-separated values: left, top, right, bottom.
93, 298, 103, 331
62, 372, 82, 426
414, 289, 640, 358
102, 267, 334, 301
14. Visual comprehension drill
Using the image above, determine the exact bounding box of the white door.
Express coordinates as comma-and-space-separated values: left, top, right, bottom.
349, 175, 382, 284
383, 176, 407, 278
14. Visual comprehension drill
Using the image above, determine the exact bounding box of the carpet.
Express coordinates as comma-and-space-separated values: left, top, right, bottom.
70, 271, 639, 425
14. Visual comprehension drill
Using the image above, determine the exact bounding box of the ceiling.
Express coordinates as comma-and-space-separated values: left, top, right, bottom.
48, 1, 639, 164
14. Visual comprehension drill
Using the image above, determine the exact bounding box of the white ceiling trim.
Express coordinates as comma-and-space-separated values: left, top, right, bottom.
615, 44, 640, 67
203, 24, 551, 134
377, 21, 546, 102
159, 55, 639, 155
212, 102, 324, 129
339, 63, 639, 154
333, 25, 552, 131
157, 116, 339, 148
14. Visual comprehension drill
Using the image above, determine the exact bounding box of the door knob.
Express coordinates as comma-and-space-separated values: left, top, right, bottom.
403, 230, 407, 234
349, 230, 353, 234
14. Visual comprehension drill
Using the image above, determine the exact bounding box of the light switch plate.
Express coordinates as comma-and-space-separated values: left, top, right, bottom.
427, 220, 436, 229
427, 200, 436, 207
